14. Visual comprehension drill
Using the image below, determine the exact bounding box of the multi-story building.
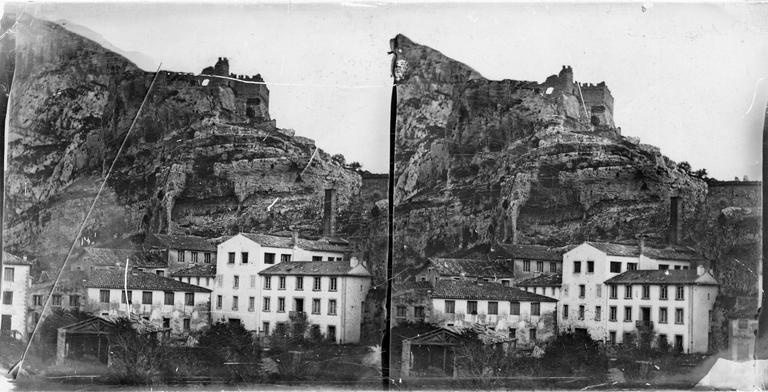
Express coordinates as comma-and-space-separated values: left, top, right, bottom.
414, 258, 515, 286
257, 259, 372, 343
391, 280, 434, 325
69, 247, 168, 276
1, 253, 32, 339
517, 273, 562, 300
145, 234, 217, 273
84, 269, 212, 336
428, 280, 557, 348
558, 241, 716, 353
171, 264, 217, 290
495, 244, 566, 282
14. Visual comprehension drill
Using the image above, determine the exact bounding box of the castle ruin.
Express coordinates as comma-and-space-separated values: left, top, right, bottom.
539, 65, 615, 129
200, 57, 271, 122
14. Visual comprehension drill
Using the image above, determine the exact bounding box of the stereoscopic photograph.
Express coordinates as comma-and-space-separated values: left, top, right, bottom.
0, 1, 766, 391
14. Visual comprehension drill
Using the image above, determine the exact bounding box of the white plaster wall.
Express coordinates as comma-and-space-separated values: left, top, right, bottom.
0, 264, 30, 338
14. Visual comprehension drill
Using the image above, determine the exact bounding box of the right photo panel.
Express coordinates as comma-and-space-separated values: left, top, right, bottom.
389, 3, 767, 389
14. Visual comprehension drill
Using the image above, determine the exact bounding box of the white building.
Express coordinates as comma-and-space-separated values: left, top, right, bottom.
258, 259, 372, 343
171, 264, 216, 290
517, 273, 562, 300
428, 280, 558, 348
1, 253, 32, 339
84, 269, 212, 336
558, 241, 717, 353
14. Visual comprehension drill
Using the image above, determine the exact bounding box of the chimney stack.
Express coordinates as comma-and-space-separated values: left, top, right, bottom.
639, 236, 645, 254
669, 196, 682, 244
291, 231, 299, 248
322, 189, 337, 236
349, 256, 360, 268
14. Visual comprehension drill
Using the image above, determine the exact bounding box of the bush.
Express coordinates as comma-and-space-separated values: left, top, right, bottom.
108, 318, 170, 384
541, 332, 608, 377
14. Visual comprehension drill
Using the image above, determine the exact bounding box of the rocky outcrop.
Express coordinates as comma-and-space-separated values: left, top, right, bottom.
392, 34, 708, 263
1, 13, 362, 271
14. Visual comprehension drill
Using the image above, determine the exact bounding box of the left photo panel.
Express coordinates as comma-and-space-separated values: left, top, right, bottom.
0, 3, 390, 388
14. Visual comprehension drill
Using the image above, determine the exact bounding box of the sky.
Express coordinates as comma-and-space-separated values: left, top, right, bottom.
4, 1, 768, 179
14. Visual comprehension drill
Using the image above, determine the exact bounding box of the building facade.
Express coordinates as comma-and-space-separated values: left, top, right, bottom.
517, 273, 563, 300
495, 244, 565, 282
84, 269, 212, 336
414, 258, 515, 286
145, 234, 217, 274
171, 264, 217, 290
1, 253, 32, 339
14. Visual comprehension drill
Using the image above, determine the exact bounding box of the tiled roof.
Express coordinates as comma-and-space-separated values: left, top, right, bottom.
431, 280, 557, 302
428, 258, 514, 279
240, 232, 350, 253
3, 252, 32, 266
147, 234, 216, 252
259, 261, 370, 277
393, 280, 433, 297
604, 269, 717, 286
443, 324, 514, 345
516, 273, 562, 287
170, 264, 216, 277
85, 269, 211, 292
585, 242, 705, 261
496, 244, 567, 261
80, 247, 167, 269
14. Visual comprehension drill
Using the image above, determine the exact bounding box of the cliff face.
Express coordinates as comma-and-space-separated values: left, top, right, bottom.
392, 34, 707, 262
2, 14, 361, 269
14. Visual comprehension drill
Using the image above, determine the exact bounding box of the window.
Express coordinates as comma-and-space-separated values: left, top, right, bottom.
488, 301, 498, 315
264, 276, 272, 290
550, 262, 557, 272
609, 284, 618, 299
468, 301, 478, 315
531, 302, 541, 316
328, 299, 337, 315
675, 308, 684, 324
659, 264, 669, 270
627, 263, 638, 271
609, 331, 616, 344
228, 252, 235, 264
142, 291, 153, 305
659, 307, 668, 324
279, 276, 286, 290
509, 329, 517, 339
183, 318, 191, 331
52, 294, 62, 306
263, 297, 271, 312
164, 292, 174, 305
501, 280, 510, 287
587, 261, 594, 273
596, 284, 602, 298
624, 285, 632, 299
250, 275, 256, 288
578, 305, 585, 320
241, 252, 249, 264
191, 251, 198, 263
185, 293, 194, 306
609, 306, 617, 321
312, 299, 321, 314
216, 295, 222, 309
196, 277, 200, 286
313, 277, 321, 291
574, 261, 582, 273
563, 304, 569, 319
121, 291, 132, 304
262, 322, 270, 335
278, 297, 285, 312
610, 262, 621, 273
328, 325, 337, 341
232, 296, 239, 310
396, 305, 406, 318
624, 306, 632, 322
178, 251, 185, 263
280, 254, 291, 262
243, 296, 252, 311
296, 277, 304, 291
33, 295, 43, 306
312, 256, 323, 261
445, 300, 455, 314
264, 253, 276, 264
579, 285, 586, 298
233, 275, 239, 289
414, 306, 425, 319
675, 286, 684, 300
206, 277, 210, 286
3, 267, 13, 282
529, 328, 537, 341
330, 277, 337, 291
595, 306, 602, 321
660, 285, 668, 300
156, 270, 165, 277
523, 260, 531, 272
674, 265, 681, 270
204, 253, 211, 263
536, 261, 543, 272
642, 285, 650, 299
163, 318, 170, 329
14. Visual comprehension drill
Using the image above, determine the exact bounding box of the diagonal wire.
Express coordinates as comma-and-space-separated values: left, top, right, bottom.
9, 63, 163, 378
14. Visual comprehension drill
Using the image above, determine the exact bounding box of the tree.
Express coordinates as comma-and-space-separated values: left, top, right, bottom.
347, 161, 362, 171
331, 154, 346, 166
677, 161, 692, 175
109, 318, 169, 384
454, 337, 519, 388
197, 321, 260, 363
541, 332, 608, 377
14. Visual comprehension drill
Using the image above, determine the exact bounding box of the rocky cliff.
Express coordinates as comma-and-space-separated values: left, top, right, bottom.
1, 13, 363, 271
392, 34, 707, 262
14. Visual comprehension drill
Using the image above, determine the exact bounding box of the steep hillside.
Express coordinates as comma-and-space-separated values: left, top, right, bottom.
1, 13, 362, 270
392, 34, 707, 261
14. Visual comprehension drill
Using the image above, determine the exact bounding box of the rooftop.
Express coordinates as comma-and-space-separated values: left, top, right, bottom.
496, 244, 568, 261
427, 258, 514, 279
604, 269, 717, 286
147, 234, 216, 252
259, 260, 370, 277
516, 273, 562, 287
585, 241, 705, 262
431, 280, 557, 302
392, 280, 434, 297
3, 252, 31, 266
79, 247, 167, 269
85, 269, 212, 292
170, 264, 216, 277
240, 232, 350, 253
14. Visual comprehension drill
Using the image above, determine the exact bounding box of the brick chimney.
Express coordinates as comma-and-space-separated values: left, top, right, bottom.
322, 189, 337, 236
